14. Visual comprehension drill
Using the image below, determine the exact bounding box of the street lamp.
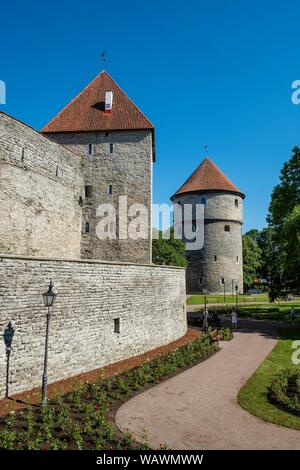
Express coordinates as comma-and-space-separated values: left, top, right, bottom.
235, 283, 239, 311
203, 286, 208, 312
41, 280, 57, 406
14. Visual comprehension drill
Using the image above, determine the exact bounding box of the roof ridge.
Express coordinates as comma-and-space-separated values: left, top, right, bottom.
171, 157, 244, 199
41, 70, 106, 132
102, 71, 155, 129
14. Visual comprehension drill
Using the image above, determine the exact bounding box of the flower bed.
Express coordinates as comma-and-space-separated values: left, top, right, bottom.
269, 368, 300, 415
0, 333, 220, 450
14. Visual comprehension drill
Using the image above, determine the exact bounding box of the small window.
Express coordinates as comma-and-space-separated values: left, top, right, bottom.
78, 196, 83, 207
85, 185, 92, 198
235, 199, 239, 207
200, 196, 207, 205
114, 318, 120, 334
199, 277, 203, 285
236, 256, 239, 263
108, 184, 113, 195
88, 144, 93, 155
214, 255, 217, 262
21, 148, 25, 162
224, 225, 230, 232
109, 143, 113, 155
56, 165, 59, 177
221, 277, 225, 285
105, 132, 109, 137
85, 222, 90, 233
186, 255, 190, 261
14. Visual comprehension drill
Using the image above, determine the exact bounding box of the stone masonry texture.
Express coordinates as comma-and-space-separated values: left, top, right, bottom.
46, 130, 153, 264
0, 256, 187, 399
173, 191, 244, 294
0, 113, 84, 258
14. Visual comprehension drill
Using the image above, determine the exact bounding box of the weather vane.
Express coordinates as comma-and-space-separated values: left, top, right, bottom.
204, 145, 208, 156
101, 50, 107, 68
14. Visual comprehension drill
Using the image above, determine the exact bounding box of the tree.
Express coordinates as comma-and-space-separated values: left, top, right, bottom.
152, 227, 188, 267
268, 147, 300, 298
242, 232, 262, 290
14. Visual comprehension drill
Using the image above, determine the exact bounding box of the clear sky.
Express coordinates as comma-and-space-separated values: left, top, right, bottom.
1, 0, 300, 232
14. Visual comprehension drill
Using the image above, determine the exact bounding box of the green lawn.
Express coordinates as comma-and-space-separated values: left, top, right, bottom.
237, 303, 300, 323
193, 302, 300, 324
187, 293, 270, 305
238, 328, 300, 430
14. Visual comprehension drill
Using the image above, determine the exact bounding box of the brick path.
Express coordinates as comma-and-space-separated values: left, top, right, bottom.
116, 319, 300, 450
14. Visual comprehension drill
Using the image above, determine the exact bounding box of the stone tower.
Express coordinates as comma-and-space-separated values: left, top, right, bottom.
42, 71, 154, 264
171, 158, 245, 294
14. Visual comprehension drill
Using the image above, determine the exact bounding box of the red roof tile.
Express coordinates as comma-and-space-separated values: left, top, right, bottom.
171, 158, 244, 199
41, 71, 154, 134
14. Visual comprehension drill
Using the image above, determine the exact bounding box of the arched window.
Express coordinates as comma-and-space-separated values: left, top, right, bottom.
200, 196, 207, 205
224, 225, 230, 232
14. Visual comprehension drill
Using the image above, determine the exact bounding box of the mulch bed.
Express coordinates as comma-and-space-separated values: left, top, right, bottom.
0, 328, 201, 417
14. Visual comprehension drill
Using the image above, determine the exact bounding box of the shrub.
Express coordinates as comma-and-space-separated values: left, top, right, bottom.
269, 368, 300, 415
0, 333, 219, 450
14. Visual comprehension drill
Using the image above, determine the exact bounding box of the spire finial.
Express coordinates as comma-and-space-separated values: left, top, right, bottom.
204, 145, 208, 157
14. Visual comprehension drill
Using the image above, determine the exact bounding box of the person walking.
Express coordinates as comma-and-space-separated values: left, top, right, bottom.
291, 307, 297, 325
231, 308, 238, 330
203, 309, 209, 333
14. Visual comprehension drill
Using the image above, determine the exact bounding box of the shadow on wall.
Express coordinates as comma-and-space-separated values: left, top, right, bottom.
3, 322, 15, 398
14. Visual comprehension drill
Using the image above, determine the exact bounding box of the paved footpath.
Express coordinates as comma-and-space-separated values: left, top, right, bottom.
116, 320, 300, 449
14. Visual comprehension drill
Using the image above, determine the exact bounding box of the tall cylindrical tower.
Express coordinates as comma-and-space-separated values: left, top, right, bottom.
171, 158, 245, 294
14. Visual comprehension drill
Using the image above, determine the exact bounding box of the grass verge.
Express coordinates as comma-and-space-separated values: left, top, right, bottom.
238, 328, 300, 430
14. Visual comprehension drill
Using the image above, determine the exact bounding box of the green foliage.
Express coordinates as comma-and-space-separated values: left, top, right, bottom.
269, 368, 300, 414
238, 328, 300, 430
267, 147, 300, 298
152, 227, 188, 267
0, 334, 218, 450
242, 232, 262, 289
215, 327, 233, 341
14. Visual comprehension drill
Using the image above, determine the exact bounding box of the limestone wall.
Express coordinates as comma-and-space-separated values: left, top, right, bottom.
0, 256, 186, 399
0, 113, 84, 258
173, 191, 244, 294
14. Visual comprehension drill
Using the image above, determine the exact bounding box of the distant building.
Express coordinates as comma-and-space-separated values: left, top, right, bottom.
171, 157, 245, 294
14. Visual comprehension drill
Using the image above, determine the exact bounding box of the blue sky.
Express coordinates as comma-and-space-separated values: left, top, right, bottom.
1, 0, 300, 232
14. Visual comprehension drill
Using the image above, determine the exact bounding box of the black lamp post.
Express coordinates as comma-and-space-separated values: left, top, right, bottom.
203, 287, 207, 312
223, 280, 226, 303
235, 283, 239, 311
42, 280, 57, 406
202, 287, 208, 333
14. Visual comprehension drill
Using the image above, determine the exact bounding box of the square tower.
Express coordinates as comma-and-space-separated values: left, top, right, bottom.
42, 71, 154, 264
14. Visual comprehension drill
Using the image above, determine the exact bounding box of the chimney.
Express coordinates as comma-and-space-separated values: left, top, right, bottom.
105, 91, 113, 112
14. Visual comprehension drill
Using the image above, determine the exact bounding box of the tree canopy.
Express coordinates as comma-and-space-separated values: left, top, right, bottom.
242, 232, 262, 290
152, 227, 188, 267
267, 146, 300, 298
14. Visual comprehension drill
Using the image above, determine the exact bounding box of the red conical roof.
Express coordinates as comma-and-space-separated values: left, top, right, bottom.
171, 158, 244, 199
41, 71, 154, 134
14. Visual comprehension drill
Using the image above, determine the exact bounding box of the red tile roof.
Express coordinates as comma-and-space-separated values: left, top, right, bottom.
41, 70, 154, 135
171, 158, 244, 199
